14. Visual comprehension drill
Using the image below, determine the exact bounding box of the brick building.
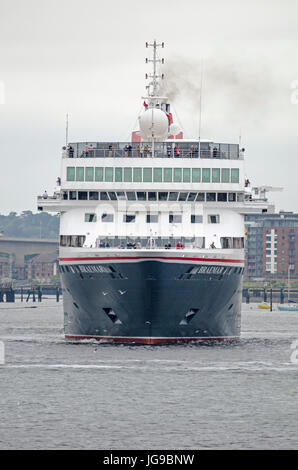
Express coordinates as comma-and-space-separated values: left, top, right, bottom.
244, 212, 298, 280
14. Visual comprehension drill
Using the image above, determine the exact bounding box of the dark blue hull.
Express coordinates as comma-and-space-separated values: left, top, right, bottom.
60, 260, 243, 343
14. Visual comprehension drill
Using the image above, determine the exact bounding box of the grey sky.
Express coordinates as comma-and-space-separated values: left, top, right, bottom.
0, 0, 297, 214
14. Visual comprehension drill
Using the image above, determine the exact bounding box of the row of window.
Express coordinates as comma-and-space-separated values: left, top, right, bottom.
59, 235, 244, 249
66, 166, 240, 183
84, 213, 211, 224
63, 190, 244, 202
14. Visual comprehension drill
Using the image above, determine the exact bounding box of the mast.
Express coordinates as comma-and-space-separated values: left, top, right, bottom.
198, 59, 203, 158
145, 40, 165, 156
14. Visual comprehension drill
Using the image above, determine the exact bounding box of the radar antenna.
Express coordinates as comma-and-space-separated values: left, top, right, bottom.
145, 40, 165, 100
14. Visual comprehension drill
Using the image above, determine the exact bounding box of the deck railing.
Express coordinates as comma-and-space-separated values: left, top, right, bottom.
63, 142, 242, 160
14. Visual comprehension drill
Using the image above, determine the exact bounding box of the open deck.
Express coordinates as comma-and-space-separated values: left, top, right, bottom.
64, 141, 242, 160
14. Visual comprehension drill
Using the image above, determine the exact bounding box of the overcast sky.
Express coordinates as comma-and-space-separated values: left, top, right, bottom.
0, 0, 297, 214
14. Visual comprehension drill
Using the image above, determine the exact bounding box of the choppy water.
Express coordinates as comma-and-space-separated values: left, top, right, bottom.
0, 299, 298, 449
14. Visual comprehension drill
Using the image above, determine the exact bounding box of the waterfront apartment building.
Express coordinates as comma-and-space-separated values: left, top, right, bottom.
244, 211, 298, 280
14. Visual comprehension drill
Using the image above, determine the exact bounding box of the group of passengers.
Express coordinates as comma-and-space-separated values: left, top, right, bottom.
66, 143, 221, 159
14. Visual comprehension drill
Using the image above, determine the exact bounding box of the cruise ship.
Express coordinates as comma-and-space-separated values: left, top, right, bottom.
38, 41, 272, 344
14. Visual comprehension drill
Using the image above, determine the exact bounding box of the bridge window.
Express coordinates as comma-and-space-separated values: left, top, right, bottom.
153, 168, 162, 182
174, 168, 182, 182
187, 192, 197, 201
137, 192, 146, 200
85, 167, 94, 181
192, 168, 201, 182
89, 191, 99, 200
115, 167, 122, 182
178, 192, 188, 201
66, 167, 75, 181
107, 192, 116, 200
124, 167, 132, 182
69, 191, 77, 200
105, 167, 113, 182
133, 168, 142, 182
148, 192, 157, 201
218, 193, 227, 202
158, 192, 168, 201
95, 167, 103, 181
196, 192, 205, 201
100, 192, 109, 200
221, 168, 230, 183
116, 191, 126, 200
76, 167, 84, 181
168, 192, 178, 201
78, 191, 88, 200
212, 168, 220, 183
202, 168, 210, 182
231, 168, 239, 183
183, 168, 191, 182
143, 168, 152, 182
228, 193, 236, 202
164, 168, 172, 182
127, 191, 136, 200
206, 192, 216, 201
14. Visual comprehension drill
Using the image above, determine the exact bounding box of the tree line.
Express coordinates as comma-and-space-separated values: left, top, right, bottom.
0, 211, 59, 239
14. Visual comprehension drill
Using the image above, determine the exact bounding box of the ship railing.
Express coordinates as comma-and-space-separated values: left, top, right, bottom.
63, 144, 242, 160
37, 194, 60, 200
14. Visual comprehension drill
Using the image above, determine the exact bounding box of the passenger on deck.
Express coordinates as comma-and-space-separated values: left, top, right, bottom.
85, 146, 89, 157
128, 144, 132, 157
137, 144, 140, 157
167, 145, 171, 157
212, 146, 218, 158
108, 144, 113, 157
190, 145, 194, 158
144, 145, 148, 158
43, 190, 48, 199
210, 241, 216, 249
68, 145, 74, 158
140, 145, 144, 158
175, 144, 181, 158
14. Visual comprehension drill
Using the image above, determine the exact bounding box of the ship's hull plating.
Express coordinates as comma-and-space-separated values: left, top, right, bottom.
60, 257, 243, 344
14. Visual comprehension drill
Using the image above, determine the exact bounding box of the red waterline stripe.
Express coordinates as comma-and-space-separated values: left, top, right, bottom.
59, 256, 244, 264
65, 335, 239, 344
